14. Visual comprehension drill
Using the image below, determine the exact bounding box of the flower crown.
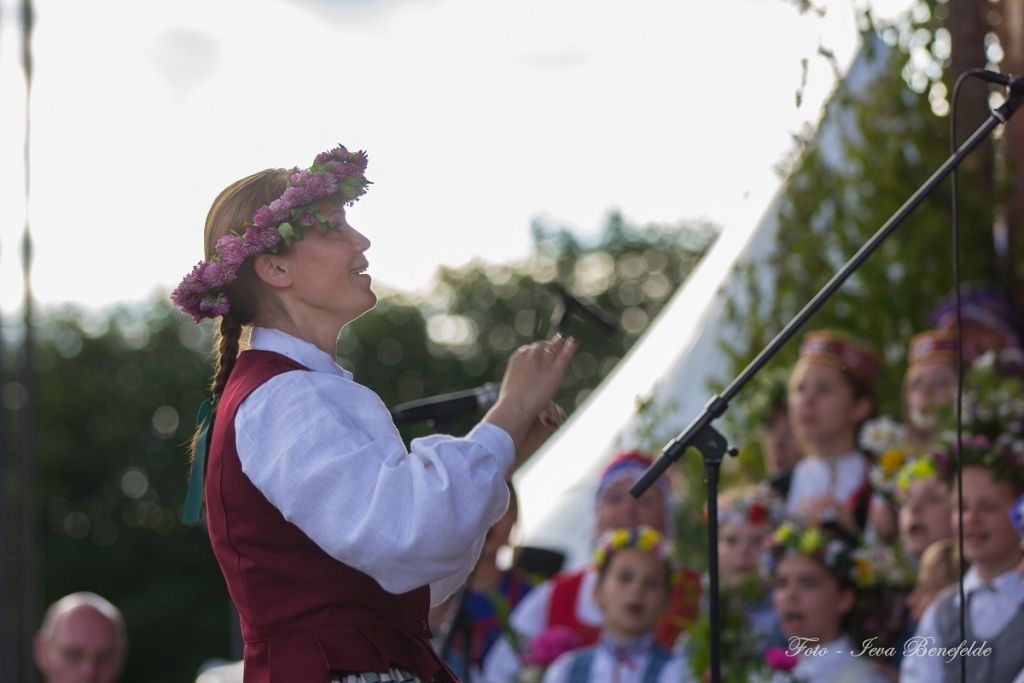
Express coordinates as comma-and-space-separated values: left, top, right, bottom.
860, 416, 911, 498
895, 452, 950, 493
714, 485, 783, 526
770, 520, 912, 589
172, 144, 371, 323
592, 525, 673, 573
935, 431, 1024, 488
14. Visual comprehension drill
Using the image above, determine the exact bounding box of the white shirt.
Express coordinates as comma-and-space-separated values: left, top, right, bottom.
785, 451, 867, 520
234, 327, 514, 605
783, 635, 888, 683
899, 565, 1024, 683
482, 569, 603, 683
540, 635, 696, 683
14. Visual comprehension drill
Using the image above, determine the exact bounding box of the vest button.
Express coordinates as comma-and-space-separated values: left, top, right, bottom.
421, 620, 429, 632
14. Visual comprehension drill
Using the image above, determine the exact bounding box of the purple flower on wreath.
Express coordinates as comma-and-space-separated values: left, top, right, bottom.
268, 198, 289, 222
299, 211, 317, 227
199, 292, 230, 318
964, 433, 992, 450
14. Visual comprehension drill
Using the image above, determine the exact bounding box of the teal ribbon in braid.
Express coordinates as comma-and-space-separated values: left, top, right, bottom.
182, 396, 217, 524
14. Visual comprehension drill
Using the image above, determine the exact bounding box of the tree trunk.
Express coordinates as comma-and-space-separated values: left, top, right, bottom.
945, 0, 998, 280
996, 0, 1024, 316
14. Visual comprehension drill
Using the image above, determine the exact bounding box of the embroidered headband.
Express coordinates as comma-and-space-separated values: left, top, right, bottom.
172, 144, 371, 323
595, 450, 671, 502
908, 329, 957, 368
798, 330, 882, 388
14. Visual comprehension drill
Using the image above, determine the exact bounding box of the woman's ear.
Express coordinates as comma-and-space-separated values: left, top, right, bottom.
253, 253, 292, 289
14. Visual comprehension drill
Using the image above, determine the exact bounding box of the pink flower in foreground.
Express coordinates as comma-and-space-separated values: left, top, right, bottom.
765, 646, 799, 672
521, 627, 584, 667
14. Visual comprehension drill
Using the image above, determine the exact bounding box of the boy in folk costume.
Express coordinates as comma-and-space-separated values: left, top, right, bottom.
900, 436, 1024, 683
482, 452, 700, 683
540, 527, 696, 683
785, 330, 881, 532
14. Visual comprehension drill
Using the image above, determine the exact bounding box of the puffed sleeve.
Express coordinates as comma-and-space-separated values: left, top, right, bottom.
235, 369, 514, 601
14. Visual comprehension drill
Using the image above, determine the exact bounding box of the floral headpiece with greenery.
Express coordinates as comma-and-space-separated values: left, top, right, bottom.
592, 525, 674, 574
770, 520, 912, 590
714, 485, 784, 526
172, 144, 371, 323
860, 416, 910, 499
894, 451, 950, 493
934, 431, 1024, 489
962, 348, 1024, 439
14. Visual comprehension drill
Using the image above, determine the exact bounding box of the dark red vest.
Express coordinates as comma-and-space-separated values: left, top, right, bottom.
205, 350, 452, 683
546, 567, 701, 649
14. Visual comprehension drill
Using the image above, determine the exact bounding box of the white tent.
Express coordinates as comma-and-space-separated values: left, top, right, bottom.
513, 35, 891, 570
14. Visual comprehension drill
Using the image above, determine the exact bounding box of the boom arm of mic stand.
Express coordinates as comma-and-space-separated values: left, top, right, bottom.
627, 92, 1021, 683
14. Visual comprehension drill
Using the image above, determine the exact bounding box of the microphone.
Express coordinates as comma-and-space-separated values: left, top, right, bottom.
547, 282, 618, 335
390, 382, 501, 425
973, 69, 1024, 93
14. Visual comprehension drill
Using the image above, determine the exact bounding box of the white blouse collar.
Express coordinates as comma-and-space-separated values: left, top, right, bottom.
249, 326, 352, 379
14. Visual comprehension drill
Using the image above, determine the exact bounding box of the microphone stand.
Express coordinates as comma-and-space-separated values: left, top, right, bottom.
629, 89, 1023, 683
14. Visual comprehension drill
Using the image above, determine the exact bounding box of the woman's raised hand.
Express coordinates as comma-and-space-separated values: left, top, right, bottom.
483, 335, 577, 469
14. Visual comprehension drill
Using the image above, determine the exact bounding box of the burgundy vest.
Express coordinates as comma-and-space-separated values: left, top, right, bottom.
205, 350, 453, 683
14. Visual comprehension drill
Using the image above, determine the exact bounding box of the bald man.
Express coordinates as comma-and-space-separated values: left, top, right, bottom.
34, 592, 127, 683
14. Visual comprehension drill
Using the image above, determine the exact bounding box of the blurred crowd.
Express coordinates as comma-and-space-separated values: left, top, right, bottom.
428, 286, 1024, 683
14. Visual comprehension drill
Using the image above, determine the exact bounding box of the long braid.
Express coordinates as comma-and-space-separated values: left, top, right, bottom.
186, 316, 243, 467
211, 315, 243, 396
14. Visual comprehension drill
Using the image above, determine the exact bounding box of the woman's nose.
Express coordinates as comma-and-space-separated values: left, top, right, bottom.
350, 226, 371, 251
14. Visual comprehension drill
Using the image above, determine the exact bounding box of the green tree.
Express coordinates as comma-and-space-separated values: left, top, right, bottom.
720, 25, 1001, 436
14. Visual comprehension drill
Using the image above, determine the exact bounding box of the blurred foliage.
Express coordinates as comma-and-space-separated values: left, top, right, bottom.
344, 210, 716, 440
3, 301, 227, 682
718, 13, 1007, 458
0, 210, 714, 682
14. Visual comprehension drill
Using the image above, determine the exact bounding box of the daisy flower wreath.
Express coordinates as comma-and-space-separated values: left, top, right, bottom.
171, 144, 371, 323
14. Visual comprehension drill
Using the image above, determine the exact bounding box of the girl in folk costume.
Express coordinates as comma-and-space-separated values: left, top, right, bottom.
767, 520, 890, 683
863, 329, 958, 545
785, 331, 881, 532
172, 145, 576, 683
481, 452, 701, 683
540, 527, 696, 683
894, 449, 953, 565
714, 485, 785, 652
903, 328, 958, 450
900, 437, 1024, 683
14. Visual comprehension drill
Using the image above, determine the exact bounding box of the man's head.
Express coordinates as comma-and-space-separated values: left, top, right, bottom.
34, 592, 126, 683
